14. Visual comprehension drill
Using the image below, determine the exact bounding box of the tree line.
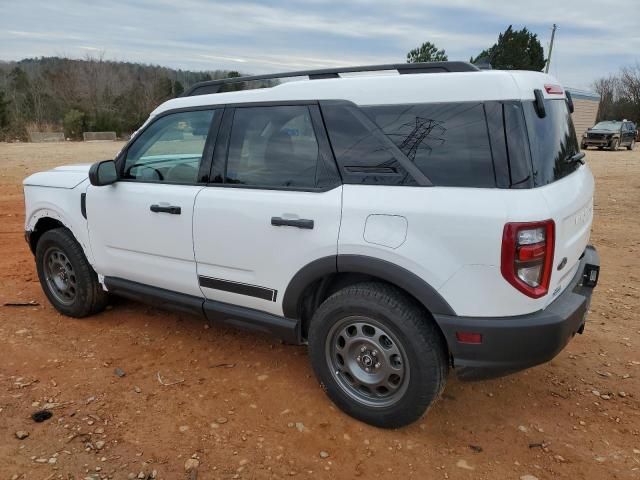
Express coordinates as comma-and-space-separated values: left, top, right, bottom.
592, 65, 640, 124
1, 27, 638, 141
0, 56, 248, 141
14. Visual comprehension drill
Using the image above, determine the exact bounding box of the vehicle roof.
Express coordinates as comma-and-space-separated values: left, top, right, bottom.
152, 70, 565, 117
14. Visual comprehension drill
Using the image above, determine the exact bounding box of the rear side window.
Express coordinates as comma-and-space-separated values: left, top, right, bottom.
226, 106, 321, 188
321, 104, 416, 185
523, 99, 580, 186
363, 102, 495, 187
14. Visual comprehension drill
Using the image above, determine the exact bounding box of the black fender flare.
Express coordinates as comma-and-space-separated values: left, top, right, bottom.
282, 255, 456, 318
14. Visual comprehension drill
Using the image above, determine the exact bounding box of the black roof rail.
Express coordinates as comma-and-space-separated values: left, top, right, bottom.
182, 61, 480, 97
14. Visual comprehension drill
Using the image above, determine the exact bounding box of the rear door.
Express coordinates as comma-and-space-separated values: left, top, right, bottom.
87, 108, 219, 296
193, 103, 342, 316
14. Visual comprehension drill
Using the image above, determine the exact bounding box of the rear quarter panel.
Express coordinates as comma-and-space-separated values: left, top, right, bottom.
340, 168, 593, 318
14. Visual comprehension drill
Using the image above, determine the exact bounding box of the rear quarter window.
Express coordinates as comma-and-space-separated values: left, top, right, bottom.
362, 102, 496, 188
523, 99, 580, 186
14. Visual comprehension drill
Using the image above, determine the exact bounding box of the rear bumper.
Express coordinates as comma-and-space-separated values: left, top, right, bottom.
434, 246, 600, 380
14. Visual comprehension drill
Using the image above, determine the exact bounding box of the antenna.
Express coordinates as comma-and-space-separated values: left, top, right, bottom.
545, 24, 557, 74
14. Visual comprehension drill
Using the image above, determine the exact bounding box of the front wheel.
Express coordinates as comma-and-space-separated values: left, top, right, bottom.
628, 140, 635, 151
308, 283, 448, 428
610, 139, 619, 151
35, 228, 108, 317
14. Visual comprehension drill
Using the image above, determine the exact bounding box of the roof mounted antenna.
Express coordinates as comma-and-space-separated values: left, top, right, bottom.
182, 61, 480, 97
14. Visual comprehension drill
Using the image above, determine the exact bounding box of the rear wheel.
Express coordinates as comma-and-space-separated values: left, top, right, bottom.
308, 282, 447, 428
36, 228, 108, 317
628, 139, 635, 151
610, 139, 619, 151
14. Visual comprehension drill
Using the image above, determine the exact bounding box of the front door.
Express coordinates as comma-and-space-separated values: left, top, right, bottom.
87, 108, 219, 296
193, 104, 342, 316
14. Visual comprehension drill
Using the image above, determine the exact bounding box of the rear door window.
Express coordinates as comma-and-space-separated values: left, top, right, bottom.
362, 102, 495, 187
225, 106, 322, 188
522, 99, 580, 186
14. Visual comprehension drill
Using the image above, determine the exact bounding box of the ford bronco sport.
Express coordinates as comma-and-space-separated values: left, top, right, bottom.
23, 62, 600, 428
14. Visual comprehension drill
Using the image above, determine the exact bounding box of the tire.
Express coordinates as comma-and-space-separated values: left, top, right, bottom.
35, 228, 108, 317
628, 140, 635, 151
581, 143, 587, 150
308, 282, 448, 428
610, 139, 619, 151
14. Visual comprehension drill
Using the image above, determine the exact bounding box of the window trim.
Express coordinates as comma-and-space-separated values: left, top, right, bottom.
208, 101, 342, 192
115, 105, 223, 186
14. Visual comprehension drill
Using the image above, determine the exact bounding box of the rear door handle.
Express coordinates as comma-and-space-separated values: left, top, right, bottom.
271, 217, 314, 229
150, 204, 181, 214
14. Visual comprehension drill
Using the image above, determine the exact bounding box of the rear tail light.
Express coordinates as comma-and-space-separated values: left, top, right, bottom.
501, 220, 555, 298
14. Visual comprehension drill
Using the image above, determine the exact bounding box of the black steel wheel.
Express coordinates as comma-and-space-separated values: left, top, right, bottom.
309, 282, 448, 428
35, 227, 108, 317
43, 246, 77, 305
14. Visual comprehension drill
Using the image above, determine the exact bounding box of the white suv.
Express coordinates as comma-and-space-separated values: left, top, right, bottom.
23, 62, 600, 428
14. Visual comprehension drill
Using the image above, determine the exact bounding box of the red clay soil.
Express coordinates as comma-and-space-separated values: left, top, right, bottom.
0, 142, 638, 479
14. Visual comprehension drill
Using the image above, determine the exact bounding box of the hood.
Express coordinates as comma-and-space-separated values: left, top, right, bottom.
23, 163, 92, 189
587, 129, 617, 134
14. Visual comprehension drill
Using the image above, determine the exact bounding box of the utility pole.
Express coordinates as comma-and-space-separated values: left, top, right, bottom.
545, 24, 557, 73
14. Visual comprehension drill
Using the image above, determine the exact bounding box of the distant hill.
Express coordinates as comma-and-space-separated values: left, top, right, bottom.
0, 56, 258, 140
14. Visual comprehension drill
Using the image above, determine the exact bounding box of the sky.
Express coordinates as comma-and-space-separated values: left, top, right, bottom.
1, 0, 638, 91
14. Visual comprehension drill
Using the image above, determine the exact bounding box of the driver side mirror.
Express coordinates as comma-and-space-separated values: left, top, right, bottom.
89, 160, 118, 186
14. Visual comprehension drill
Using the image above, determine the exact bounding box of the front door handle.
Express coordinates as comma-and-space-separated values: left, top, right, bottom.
150, 204, 181, 214
271, 217, 314, 229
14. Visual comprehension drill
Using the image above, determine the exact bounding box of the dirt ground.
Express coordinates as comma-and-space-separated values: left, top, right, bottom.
0, 141, 638, 480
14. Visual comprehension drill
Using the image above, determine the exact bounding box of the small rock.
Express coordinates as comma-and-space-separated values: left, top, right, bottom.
114, 367, 126, 378
601, 394, 611, 400
518, 425, 528, 433
185, 458, 200, 472
554, 454, 566, 462
469, 444, 483, 453
592, 390, 601, 397
319, 451, 329, 459
179, 425, 189, 433
137, 472, 145, 479
128, 474, 136, 480
48, 457, 57, 464
95, 440, 106, 450
215, 417, 228, 424
633, 448, 640, 454
456, 459, 474, 470
295, 422, 305, 432
134, 386, 142, 394
257, 374, 268, 381
619, 391, 627, 397
520, 475, 539, 480
94, 427, 104, 434
15, 431, 29, 440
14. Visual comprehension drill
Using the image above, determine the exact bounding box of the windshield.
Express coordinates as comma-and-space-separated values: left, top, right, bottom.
593, 121, 621, 131
523, 99, 580, 186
